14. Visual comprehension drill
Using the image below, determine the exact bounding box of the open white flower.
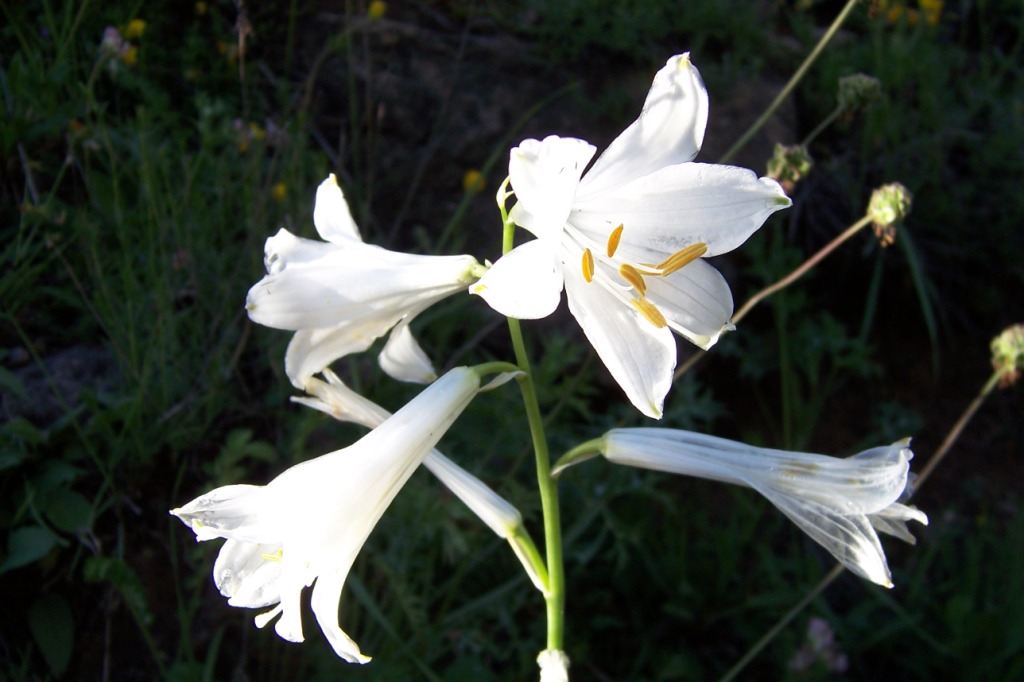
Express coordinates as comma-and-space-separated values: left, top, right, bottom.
569, 429, 927, 587
471, 54, 791, 418
246, 175, 482, 388
296, 369, 548, 592
170, 367, 480, 663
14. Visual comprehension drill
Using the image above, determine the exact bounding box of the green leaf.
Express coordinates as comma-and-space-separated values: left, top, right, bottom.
2, 416, 46, 446
0, 525, 61, 574
44, 489, 93, 534
83, 556, 154, 626
28, 594, 74, 677
0, 450, 24, 472
0, 365, 29, 401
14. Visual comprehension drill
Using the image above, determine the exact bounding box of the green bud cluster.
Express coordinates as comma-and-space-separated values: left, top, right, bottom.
991, 324, 1024, 387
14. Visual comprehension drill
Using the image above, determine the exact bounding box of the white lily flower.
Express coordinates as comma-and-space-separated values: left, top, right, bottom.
470, 54, 791, 418
596, 429, 928, 587
246, 175, 482, 388
170, 367, 480, 663
296, 369, 548, 592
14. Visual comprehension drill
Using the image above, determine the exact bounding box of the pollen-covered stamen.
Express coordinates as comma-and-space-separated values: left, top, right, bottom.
261, 549, 284, 562
618, 263, 647, 295
632, 242, 709, 277
582, 248, 595, 283
606, 224, 624, 258
632, 297, 668, 328
653, 242, 708, 276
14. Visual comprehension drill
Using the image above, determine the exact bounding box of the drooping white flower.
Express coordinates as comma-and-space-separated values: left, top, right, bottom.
170, 367, 481, 663
246, 175, 482, 388
584, 429, 928, 587
470, 54, 791, 418
296, 369, 548, 592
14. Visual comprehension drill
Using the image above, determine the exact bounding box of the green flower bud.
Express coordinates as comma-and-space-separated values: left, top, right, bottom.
868, 183, 912, 247
991, 324, 1024, 388
838, 73, 882, 114
766, 143, 813, 194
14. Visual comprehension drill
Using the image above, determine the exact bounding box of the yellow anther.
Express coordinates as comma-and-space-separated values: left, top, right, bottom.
617, 263, 647, 295
632, 297, 667, 328
606, 224, 624, 258
582, 248, 595, 283
655, 242, 707, 276
261, 549, 283, 562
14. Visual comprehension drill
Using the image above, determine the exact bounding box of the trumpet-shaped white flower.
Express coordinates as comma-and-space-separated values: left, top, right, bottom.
246, 175, 482, 388
170, 367, 480, 663
296, 369, 548, 592
595, 429, 928, 586
471, 54, 791, 418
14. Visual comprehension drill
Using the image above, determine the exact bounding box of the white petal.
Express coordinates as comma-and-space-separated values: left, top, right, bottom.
262, 228, 334, 275
756, 485, 893, 586
292, 369, 390, 428
285, 326, 378, 389
563, 267, 675, 419
313, 174, 362, 243
574, 163, 791, 258
253, 604, 283, 629
311, 570, 370, 664
644, 259, 734, 350
508, 136, 596, 240
215, 540, 283, 608
248, 250, 467, 331
170, 484, 275, 543
470, 240, 564, 319
578, 53, 708, 199
273, 560, 309, 642
378, 316, 437, 384
869, 503, 928, 544
422, 451, 523, 538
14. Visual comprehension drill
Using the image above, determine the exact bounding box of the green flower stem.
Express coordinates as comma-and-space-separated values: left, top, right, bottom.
721, 366, 1006, 681
507, 317, 566, 650
718, 0, 862, 165
498, 192, 566, 651
471, 360, 525, 380
508, 524, 551, 594
674, 214, 872, 381
551, 438, 606, 478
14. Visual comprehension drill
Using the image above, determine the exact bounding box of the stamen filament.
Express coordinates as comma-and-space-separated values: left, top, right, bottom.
582, 248, 595, 283
606, 224, 624, 258
618, 263, 647, 295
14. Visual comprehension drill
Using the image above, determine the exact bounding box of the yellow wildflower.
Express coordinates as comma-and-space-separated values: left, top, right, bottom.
271, 182, 288, 203
462, 169, 485, 194
123, 19, 146, 40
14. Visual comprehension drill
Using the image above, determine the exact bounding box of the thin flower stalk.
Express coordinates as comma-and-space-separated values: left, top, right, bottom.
675, 214, 872, 380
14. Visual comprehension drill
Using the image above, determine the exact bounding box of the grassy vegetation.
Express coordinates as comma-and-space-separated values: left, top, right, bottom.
2, 0, 1022, 680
